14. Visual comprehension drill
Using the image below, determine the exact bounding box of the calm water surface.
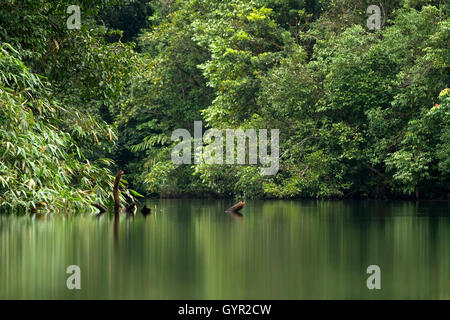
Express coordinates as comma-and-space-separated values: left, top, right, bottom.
0, 200, 449, 299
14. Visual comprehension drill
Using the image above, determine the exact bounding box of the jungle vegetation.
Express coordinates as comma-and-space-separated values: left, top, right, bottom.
0, 0, 448, 212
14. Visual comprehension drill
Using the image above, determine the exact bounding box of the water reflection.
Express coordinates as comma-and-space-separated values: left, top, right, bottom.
226, 211, 244, 220
114, 215, 119, 249
0, 200, 448, 299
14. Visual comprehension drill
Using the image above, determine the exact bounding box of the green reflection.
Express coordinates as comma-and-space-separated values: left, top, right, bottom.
0, 200, 449, 299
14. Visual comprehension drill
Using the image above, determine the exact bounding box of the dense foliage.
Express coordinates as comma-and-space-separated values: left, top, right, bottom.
122, 0, 448, 200
0, 0, 448, 212
0, 0, 138, 212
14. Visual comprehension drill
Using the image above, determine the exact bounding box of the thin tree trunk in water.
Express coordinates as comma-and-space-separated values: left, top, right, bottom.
415, 185, 420, 200
114, 170, 124, 217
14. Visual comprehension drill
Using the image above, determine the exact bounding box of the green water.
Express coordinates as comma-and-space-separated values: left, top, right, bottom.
0, 200, 449, 299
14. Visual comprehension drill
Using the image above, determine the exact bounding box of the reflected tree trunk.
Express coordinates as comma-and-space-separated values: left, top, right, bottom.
114, 215, 119, 248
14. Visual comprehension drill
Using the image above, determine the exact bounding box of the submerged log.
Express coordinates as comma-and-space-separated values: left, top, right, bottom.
141, 205, 151, 217
226, 201, 245, 213
121, 202, 137, 216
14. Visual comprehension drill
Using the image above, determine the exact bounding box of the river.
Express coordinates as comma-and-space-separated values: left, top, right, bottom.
0, 199, 448, 299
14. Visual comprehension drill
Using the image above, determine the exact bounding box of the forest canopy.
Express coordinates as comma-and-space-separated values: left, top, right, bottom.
0, 0, 448, 212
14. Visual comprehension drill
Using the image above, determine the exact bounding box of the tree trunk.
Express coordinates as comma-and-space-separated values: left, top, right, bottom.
114, 170, 124, 217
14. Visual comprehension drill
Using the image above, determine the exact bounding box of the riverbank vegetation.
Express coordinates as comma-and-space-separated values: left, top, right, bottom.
0, 0, 448, 211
